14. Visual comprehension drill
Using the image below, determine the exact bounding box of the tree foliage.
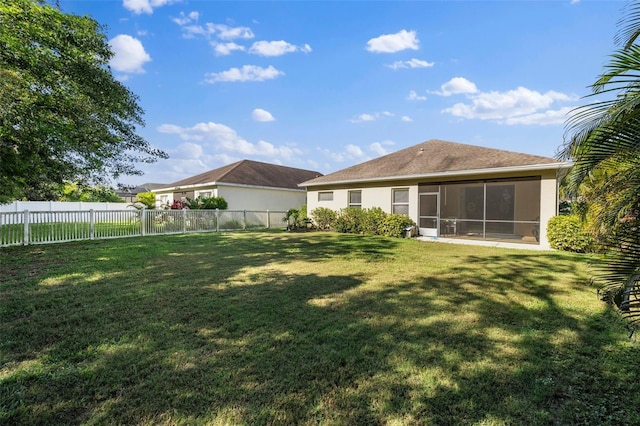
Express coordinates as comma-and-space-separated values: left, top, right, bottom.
561, 0, 640, 333
0, 0, 167, 203
59, 182, 123, 203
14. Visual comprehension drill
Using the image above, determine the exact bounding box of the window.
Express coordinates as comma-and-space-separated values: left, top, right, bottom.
160, 195, 168, 206
318, 191, 334, 201
199, 191, 213, 198
348, 190, 362, 208
392, 188, 409, 215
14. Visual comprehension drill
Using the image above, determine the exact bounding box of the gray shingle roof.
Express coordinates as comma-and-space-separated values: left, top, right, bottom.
162, 160, 323, 190
301, 139, 563, 186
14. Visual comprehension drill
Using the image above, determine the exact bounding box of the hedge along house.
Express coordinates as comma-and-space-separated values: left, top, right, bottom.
301, 139, 570, 249
153, 160, 322, 211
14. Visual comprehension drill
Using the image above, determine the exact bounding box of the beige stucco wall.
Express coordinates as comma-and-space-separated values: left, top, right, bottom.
305, 168, 562, 248
154, 184, 306, 212
217, 185, 306, 211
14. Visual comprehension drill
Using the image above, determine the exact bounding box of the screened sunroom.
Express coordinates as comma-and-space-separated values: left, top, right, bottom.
418, 177, 541, 244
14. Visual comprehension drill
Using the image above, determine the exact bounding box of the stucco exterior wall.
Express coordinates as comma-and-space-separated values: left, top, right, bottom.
305, 169, 562, 248
217, 185, 306, 211
154, 184, 306, 212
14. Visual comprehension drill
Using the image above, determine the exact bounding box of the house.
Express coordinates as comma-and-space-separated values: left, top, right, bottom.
153, 160, 322, 211
116, 183, 167, 203
300, 139, 570, 249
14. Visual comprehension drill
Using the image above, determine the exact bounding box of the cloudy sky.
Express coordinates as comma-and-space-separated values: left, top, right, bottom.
62, 0, 625, 186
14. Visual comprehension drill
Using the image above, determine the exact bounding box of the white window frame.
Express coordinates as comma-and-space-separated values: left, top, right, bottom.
392, 188, 410, 215
348, 190, 362, 208
318, 191, 334, 202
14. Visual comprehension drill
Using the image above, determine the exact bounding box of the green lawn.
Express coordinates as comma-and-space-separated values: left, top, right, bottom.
1, 231, 639, 425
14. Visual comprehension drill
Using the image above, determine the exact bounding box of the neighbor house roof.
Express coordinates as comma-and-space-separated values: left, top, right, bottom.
301, 139, 567, 187
157, 160, 323, 191
117, 183, 166, 197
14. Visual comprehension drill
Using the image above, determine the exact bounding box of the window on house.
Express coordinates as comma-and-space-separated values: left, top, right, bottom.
392, 188, 409, 215
348, 190, 362, 208
318, 191, 334, 201
199, 191, 213, 198
160, 195, 168, 206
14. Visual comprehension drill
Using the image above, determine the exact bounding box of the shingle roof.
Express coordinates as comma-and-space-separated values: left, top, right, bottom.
301, 139, 563, 186
162, 160, 323, 190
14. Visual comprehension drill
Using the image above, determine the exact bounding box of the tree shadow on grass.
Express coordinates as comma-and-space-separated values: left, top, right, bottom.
2, 235, 640, 424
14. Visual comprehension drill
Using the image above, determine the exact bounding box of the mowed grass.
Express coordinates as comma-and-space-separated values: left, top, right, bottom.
1, 232, 639, 425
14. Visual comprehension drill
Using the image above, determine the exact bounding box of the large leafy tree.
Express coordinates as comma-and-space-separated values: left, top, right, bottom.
0, 0, 167, 203
562, 0, 640, 333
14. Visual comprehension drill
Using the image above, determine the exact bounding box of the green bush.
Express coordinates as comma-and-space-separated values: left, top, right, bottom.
186, 196, 228, 210
546, 215, 593, 253
362, 207, 387, 235
379, 214, 416, 238
311, 207, 336, 230
334, 207, 367, 234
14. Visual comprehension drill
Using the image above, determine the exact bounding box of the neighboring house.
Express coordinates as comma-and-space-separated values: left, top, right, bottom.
153, 160, 322, 211
301, 139, 570, 249
116, 183, 166, 203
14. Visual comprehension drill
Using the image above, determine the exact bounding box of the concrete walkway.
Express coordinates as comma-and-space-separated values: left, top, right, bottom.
415, 236, 553, 251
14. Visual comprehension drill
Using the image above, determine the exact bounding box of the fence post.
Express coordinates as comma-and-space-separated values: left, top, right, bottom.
243, 210, 247, 230
216, 209, 219, 232
23, 210, 29, 246
182, 208, 187, 234
141, 208, 147, 236
267, 210, 270, 229
90, 209, 95, 240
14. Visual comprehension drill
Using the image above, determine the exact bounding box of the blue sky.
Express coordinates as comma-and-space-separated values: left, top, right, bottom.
61, 0, 625, 186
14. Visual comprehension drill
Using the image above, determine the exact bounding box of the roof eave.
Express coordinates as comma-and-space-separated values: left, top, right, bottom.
153, 181, 306, 193
299, 162, 570, 188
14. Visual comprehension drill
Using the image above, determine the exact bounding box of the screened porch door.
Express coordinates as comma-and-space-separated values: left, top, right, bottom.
419, 193, 439, 237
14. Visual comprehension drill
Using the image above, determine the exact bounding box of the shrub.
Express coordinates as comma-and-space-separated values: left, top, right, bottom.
170, 200, 188, 210
362, 207, 387, 235
334, 207, 368, 234
311, 207, 336, 230
136, 192, 156, 209
547, 214, 593, 253
186, 196, 228, 210
379, 214, 416, 238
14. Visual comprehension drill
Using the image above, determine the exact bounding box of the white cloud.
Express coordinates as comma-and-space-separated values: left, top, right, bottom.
442, 86, 576, 125
108, 34, 151, 74
503, 106, 573, 126
177, 21, 254, 40
350, 113, 376, 123
212, 42, 245, 56
157, 121, 303, 163
407, 90, 427, 101
204, 65, 284, 83
366, 29, 419, 53
434, 77, 478, 96
252, 108, 275, 122
387, 58, 434, 70
350, 111, 395, 123
172, 11, 199, 26
369, 140, 395, 155
214, 24, 255, 40
123, 0, 178, 14
248, 40, 312, 56
401, 116, 413, 122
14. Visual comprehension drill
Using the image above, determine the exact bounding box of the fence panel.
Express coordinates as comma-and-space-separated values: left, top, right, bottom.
0, 209, 287, 247
94, 210, 141, 239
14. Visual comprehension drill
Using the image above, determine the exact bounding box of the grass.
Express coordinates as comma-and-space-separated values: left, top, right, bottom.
1, 231, 639, 425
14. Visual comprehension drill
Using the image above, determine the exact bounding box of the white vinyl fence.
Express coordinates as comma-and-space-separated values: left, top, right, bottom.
0, 201, 131, 212
0, 209, 287, 247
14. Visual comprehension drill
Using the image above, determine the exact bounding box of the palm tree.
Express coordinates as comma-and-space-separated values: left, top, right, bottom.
562, 0, 640, 334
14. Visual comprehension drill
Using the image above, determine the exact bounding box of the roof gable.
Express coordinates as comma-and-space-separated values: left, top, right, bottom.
163, 160, 323, 190
302, 139, 563, 186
